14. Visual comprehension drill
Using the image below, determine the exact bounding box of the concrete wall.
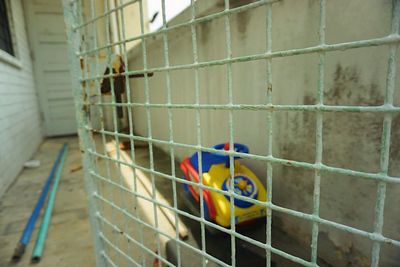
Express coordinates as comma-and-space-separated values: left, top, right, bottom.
127, 0, 399, 266
0, 0, 42, 197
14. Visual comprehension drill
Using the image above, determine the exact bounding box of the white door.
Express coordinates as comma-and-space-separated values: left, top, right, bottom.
24, 0, 76, 136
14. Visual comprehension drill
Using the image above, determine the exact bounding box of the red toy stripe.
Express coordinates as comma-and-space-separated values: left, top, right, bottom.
181, 158, 217, 220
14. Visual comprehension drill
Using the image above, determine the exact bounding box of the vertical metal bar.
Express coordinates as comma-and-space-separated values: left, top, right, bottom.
86, 1, 115, 250
371, 1, 399, 266
102, 250, 118, 267
114, 1, 135, 265
62, 1, 106, 266
63, 1, 400, 267
190, 1, 207, 266
223, 0, 236, 266
117, 0, 147, 264
86, 0, 111, 264
102, 0, 125, 264
265, 3, 273, 267
138, 0, 163, 264
114, 0, 124, 54
311, 0, 326, 264
99, 231, 141, 266
159, 0, 182, 266
94, 0, 114, 200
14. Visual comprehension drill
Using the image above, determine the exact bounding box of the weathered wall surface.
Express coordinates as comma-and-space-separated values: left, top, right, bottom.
127, 0, 399, 266
0, 0, 42, 197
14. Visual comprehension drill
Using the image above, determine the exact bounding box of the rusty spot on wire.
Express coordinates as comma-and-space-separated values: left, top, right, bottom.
80, 57, 85, 70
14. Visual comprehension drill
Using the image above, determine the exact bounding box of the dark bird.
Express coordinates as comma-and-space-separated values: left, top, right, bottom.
150, 11, 159, 23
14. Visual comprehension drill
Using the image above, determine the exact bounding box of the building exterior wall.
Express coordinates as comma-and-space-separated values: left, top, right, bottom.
127, 0, 399, 266
0, 0, 42, 197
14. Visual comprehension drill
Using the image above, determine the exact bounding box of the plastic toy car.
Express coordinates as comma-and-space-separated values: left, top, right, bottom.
180, 143, 267, 227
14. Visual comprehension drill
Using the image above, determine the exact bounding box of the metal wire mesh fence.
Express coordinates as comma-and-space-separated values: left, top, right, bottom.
62, 0, 400, 266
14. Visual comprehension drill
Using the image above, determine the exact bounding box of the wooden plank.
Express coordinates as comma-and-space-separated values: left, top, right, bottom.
105, 141, 189, 240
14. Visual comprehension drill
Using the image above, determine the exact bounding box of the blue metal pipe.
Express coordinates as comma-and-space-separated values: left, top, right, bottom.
31, 144, 68, 263
11, 143, 68, 262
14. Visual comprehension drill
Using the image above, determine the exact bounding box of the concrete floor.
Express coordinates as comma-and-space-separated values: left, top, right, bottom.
0, 136, 184, 267
0, 136, 317, 267
0, 137, 95, 267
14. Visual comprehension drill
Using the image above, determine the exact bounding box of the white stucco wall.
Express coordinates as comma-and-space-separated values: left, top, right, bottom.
127, 0, 399, 266
0, 0, 42, 197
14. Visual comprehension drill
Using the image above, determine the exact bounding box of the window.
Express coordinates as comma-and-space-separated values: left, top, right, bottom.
0, 0, 14, 56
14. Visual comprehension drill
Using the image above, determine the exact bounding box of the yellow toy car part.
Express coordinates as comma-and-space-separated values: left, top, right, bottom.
180, 143, 267, 227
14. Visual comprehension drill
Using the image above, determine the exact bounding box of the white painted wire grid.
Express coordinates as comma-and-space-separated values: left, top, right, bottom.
62, 0, 400, 267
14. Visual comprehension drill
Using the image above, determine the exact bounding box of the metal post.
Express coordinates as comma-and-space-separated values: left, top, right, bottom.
62, 1, 106, 266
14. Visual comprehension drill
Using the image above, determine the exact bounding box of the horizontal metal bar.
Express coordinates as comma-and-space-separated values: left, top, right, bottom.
95, 193, 233, 267
101, 251, 118, 267
99, 232, 143, 267
80, 35, 400, 81
89, 159, 400, 248
86, 128, 400, 184
68, 1, 400, 266
88, 102, 400, 113
98, 215, 172, 267
94, 189, 315, 267
91, 155, 278, 220
90, 167, 237, 228
77, 0, 280, 56
73, 0, 139, 30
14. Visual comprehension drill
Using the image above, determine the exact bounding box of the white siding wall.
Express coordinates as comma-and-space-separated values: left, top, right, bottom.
0, 0, 42, 197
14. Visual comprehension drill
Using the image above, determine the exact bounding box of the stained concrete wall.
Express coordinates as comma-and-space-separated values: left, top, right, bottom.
127, 0, 400, 266
0, 0, 42, 198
